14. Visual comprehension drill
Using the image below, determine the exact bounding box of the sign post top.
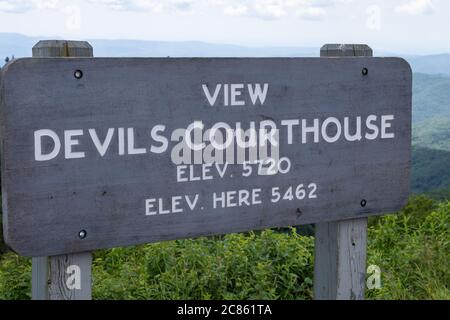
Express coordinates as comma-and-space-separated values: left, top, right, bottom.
32, 40, 93, 58
320, 44, 373, 57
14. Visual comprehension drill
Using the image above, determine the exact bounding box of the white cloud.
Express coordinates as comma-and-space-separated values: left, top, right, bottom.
87, 0, 355, 19
296, 6, 326, 19
0, 0, 196, 14
395, 0, 434, 15
87, 0, 123, 10
216, 0, 353, 20
224, 4, 248, 16
0, 0, 34, 13
0, 0, 60, 13
0, 0, 353, 19
88, 0, 164, 12
89, 0, 200, 12
253, 0, 287, 19
35, 0, 59, 9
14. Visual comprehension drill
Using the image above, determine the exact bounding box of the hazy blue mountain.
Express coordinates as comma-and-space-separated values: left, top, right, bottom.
0, 33, 406, 59
3, 33, 450, 75
410, 73, 450, 193
0, 33, 317, 59
89, 39, 318, 57
411, 146, 450, 193
408, 54, 450, 76
411, 73, 450, 153
0, 33, 40, 59
412, 73, 450, 123
413, 118, 450, 151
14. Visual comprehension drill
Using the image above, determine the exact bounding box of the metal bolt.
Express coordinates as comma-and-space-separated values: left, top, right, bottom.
74, 69, 83, 79
78, 230, 87, 239
362, 68, 369, 76
360, 199, 367, 207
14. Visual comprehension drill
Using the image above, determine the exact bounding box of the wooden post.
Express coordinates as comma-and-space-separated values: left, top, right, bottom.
31, 40, 93, 300
313, 44, 372, 300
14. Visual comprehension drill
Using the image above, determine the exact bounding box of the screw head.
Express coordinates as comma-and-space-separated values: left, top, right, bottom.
78, 230, 87, 239
362, 68, 369, 76
74, 70, 83, 79
360, 199, 367, 207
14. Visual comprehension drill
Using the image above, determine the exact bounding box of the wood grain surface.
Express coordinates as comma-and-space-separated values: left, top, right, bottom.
0, 57, 412, 256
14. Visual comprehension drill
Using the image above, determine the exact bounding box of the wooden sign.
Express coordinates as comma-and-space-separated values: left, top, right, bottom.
0, 57, 412, 257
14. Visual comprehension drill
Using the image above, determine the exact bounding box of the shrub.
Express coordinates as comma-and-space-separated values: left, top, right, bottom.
367, 200, 450, 299
0, 252, 31, 300
92, 229, 315, 300
0, 196, 448, 300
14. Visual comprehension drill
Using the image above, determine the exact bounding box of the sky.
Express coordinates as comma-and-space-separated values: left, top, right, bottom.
0, 0, 448, 54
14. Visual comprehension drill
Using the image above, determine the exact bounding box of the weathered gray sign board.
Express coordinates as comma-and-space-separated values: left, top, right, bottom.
0, 57, 412, 257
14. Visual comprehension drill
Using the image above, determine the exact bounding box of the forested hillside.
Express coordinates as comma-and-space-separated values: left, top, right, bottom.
412, 73, 450, 123
408, 54, 450, 76
410, 73, 450, 195
412, 147, 450, 194
413, 118, 450, 151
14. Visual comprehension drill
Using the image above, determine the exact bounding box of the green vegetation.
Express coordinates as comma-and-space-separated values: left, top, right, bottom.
92, 231, 315, 300
412, 73, 450, 123
367, 196, 449, 299
413, 118, 450, 152
411, 146, 450, 193
0, 195, 448, 300
410, 73, 450, 195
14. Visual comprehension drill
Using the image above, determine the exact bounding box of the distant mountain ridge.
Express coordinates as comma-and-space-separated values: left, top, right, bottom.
0, 33, 39, 59
408, 54, 450, 76
2, 33, 450, 75
90, 39, 318, 58
0, 32, 317, 59
412, 73, 450, 123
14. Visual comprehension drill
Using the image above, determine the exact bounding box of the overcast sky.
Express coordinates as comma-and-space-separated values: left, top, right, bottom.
0, 0, 448, 54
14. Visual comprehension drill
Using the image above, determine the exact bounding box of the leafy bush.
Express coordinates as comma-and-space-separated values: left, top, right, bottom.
92, 230, 314, 300
0, 252, 31, 300
367, 198, 450, 299
0, 195, 448, 300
